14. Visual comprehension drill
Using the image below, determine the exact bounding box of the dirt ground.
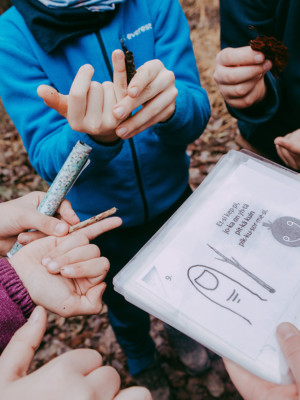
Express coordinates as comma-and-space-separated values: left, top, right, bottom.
0, 0, 244, 398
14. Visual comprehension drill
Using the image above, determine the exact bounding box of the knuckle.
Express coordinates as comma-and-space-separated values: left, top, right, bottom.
221, 47, 234, 64
165, 70, 175, 84
69, 121, 83, 132
69, 89, 85, 102
234, 84, 248, 98
242, 94, 255, 108
89, 244, 100, 258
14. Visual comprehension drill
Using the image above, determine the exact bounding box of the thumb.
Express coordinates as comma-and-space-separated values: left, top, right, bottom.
0, 307, 47, 381
37, 84, 68, 117
24, 210, 70, 237
277, 322, 300, 385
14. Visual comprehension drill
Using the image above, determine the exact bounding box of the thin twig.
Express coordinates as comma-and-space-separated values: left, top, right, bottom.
69, 207, 117, 233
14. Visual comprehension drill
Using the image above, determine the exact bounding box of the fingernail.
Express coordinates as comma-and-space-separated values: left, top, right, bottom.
28, 307, 40, 326
116, 127, 128, 137
61, 266, 75, 276
113, 106, 125, 119
254, 54, 264, 63
129, 86, 138, 97
263, 60, 272, 71
19, 234, 30, 245
55, 222, 67, 235
277, 323, 297, 340
116, 51, 124, 60
42, 257, 52, 266
48, 261, 59, 272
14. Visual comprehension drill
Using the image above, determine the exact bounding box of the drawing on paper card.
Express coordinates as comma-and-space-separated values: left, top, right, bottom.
263, 216, 300, 247
187, 245, 276, 325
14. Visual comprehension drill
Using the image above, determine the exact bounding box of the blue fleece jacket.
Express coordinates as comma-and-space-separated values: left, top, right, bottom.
0, 0, 210, 226
220, 0, 300, 161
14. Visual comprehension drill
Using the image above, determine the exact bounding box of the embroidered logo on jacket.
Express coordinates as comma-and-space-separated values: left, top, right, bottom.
126, 23, 152, 40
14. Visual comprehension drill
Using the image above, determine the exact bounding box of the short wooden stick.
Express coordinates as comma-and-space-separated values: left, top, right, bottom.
69, 207, 117, 233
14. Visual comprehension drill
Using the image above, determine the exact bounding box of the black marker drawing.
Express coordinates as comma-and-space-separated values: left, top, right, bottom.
188, 265, 267, 325
207, 244, 276, 294
263, 216, 300, 247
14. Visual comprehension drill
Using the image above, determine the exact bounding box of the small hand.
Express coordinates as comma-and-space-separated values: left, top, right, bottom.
275, 129, 300, 170
0, 306, 151, 400
113, 59, 178, 139
10, 216, 122, 317
37, 50, 128, 144
0, 192, 79, 255
223, 322, 300, 400
214, 46, 272, 109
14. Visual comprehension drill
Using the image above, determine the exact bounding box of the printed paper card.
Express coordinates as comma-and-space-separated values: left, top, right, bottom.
137, 160, 300, 360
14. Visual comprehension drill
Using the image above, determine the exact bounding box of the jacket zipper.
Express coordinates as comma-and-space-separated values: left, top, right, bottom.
95, 31, 149, 223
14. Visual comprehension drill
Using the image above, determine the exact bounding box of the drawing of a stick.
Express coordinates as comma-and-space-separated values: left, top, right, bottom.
207, 244, 276, 294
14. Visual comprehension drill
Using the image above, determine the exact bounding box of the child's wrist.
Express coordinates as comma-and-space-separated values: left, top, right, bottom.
91, 131, 121, 145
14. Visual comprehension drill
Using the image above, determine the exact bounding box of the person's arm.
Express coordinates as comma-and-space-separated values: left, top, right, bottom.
139, 0, 210, 146
218, 0, 282, 123
0, 11, 123, 184
0, 258, 35, 353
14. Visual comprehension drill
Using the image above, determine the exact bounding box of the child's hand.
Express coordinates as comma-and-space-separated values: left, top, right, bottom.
10, 216, 122, 317
0, 192, 79, 255
0, 306, 151, 400
37, 50, 128, 144
275, 129, 300, 170
112, 59, 178, 139
214, 46, 272, 109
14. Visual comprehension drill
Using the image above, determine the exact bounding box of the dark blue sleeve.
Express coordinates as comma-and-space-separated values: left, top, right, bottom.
219, 0, 281, 123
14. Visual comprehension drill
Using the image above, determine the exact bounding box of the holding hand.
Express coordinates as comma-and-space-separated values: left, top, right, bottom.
223, 322, 300, 400
0, 306, 151, 400
275, 129, 300, 170
37, 50, 177, 142
37, 50, 128, 144
0, 192, 79, 255
10, 216, 122, 317
214, 46, 272, 109
113, 59, 177, 139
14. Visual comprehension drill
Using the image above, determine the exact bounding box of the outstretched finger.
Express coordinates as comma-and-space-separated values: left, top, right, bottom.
68, 64, 95, 123
112, 50, 128, 102
37, 85, 68, 117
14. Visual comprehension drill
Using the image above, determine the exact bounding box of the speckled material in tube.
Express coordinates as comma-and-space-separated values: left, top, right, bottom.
7, 140, 92, 257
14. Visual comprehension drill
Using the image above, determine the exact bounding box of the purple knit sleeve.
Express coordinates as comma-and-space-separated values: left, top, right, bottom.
0, 257, 35, 352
